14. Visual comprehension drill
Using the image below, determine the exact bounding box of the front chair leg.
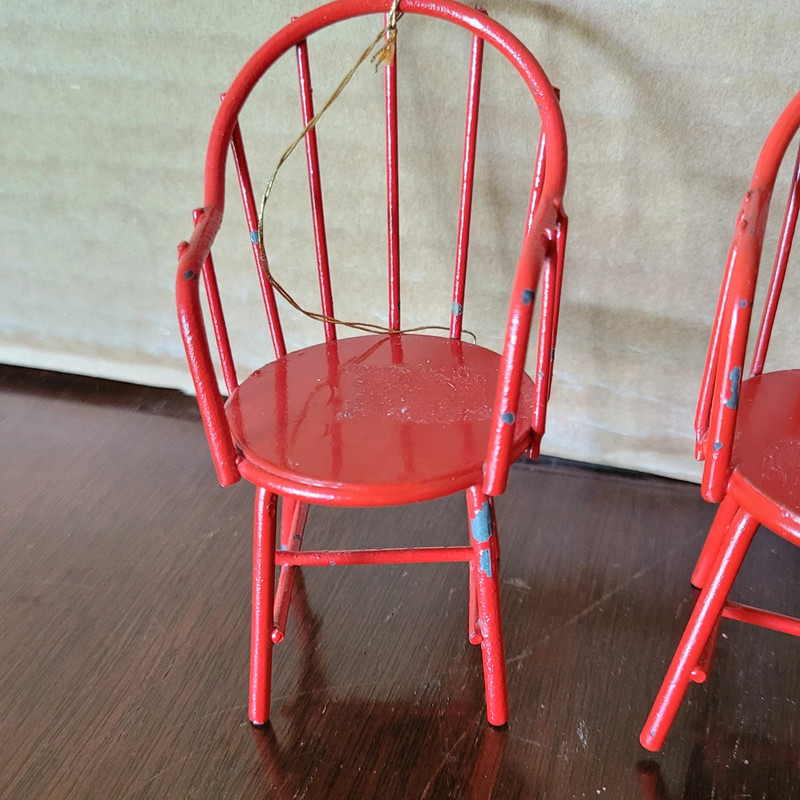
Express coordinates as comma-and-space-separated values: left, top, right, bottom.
466, 486, 508, 727
640, 507, 758, 751
690, 492, 738, 589
250, 487, 277, 725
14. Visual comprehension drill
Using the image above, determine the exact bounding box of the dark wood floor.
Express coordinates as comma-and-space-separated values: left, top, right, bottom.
1, 365, 798, 799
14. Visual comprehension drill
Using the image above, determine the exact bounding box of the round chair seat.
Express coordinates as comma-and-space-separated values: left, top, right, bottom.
731, 369, 800, 536
226, 334, 534, 505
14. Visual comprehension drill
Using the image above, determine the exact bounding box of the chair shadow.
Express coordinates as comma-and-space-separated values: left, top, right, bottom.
248, 570, 528, 798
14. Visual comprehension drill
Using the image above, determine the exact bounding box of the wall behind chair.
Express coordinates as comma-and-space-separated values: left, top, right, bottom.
1, 0, 798, 482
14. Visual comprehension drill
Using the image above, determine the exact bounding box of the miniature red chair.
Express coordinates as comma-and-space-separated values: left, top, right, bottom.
641, 92, 800, 751
176, 0, 567, 727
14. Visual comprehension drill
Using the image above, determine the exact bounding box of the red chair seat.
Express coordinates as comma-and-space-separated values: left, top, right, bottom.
730, 369, 800, 535
226, 333, 535, 506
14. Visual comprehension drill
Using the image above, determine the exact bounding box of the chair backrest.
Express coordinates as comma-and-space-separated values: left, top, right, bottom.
176, 0, 567, 493
695, 92, 800, 502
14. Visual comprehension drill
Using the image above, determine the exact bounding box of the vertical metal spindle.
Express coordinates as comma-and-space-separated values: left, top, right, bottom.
750, 140, 800, 375
228, 111, 287, 359
296, 38, 337, 342
450, 25, 485, 340
525, 89, 559, 236
548, 210, 567, 400
384, 13, 401, 331
192, 208, 238, 394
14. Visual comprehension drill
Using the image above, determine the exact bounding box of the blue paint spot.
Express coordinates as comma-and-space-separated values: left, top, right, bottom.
452, 302, 463, 316
725, 366, 741, 409
250, 230, 259, 244
713, 441, 723, 451
522, 288, 535, 306
479, 549, 493, 578
738, 299, 748, 308
183, 269, 198, 280
538, 370, 545, 377
470, 501, 493, 543
501, 411, 515, 425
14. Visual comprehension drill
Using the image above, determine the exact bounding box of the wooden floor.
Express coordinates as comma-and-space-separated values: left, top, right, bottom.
1, 365, 798, 799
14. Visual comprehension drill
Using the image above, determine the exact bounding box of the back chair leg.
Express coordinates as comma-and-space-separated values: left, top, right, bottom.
691, 492, 738, 589
280, 497, 309, 550
250, 487, 278, 725
466, 487, 508, 727
640, 508, 758, 751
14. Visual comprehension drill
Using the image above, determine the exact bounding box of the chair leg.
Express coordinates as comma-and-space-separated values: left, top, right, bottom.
273, 499, 310, 643
640, 508, 758, 751
280, 497, 309, 551
466, 486, 508, 727
250, 487, 277, 725
691, 492, 738, 589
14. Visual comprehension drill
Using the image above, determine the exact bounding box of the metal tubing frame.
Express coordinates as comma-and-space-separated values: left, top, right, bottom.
176, 0, 568, 493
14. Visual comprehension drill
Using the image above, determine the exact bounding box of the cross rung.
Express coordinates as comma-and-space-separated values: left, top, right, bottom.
275, 546, 473, 567
722, 601, 800, 637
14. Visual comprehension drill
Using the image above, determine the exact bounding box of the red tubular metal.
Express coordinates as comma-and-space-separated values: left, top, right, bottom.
450, 23, 485, 340
750, 140, 800, 376
466, 487, 507, 726
384, 12, 401, 331
721, 601, 800, 637
482, 229, 551, 496
192, 208, 238, 395
250, 489, 277, 724
689, 617, 720, 684
296, 39, 337, 343
548, 208, 567, 401
271, 499, 310, 643
530, 214, 566, 453
275, 545, 473, 566
529, 259, 553, 454
694, 220, 738, 462
526, 131, 547, 235
229, 120, 287, 359
176, 238, 240, 486
701, 204, 760, 503
690, 492, 738, 589
640, 509, 759, 752
468, 561, 481, 644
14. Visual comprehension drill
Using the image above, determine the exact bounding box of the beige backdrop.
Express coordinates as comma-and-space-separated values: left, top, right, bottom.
2, 0, 798, 482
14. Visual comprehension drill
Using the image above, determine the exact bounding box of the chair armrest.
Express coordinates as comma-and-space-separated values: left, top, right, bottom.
483, 203, 560, 496
700, 193, 762, 502
176, 211, 240, 487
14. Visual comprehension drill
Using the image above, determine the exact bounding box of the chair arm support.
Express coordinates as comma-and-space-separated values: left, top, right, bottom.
483, 208, 558, 496
176, 217, 240, 487
701, 193, 763, 502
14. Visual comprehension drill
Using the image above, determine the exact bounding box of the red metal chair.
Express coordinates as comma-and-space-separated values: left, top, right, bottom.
176, 0, 567, 727
640, 92, 800, 751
